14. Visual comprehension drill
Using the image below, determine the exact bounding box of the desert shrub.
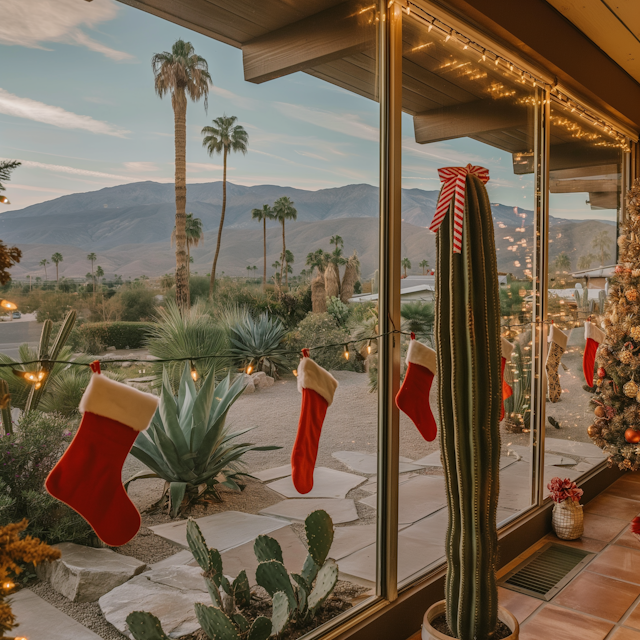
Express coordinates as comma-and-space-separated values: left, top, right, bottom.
286, 312, 350, 370
146, 300, 230, 391
189, 275, 210, 301
118, 285, 157, 321
0, 413, 92, 545
400, 301, 434, 343
76, 322, 153, 353
326, 296, 349, 326
35, 292, 78, 322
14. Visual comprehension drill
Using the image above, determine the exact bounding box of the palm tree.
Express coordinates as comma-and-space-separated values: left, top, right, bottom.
401, 257, 411, 277
306, 249, 328, 276
87, 252, 97, 296
152, 39, 211, 311
172, 213, 203, 281
272, 260, 281, 285
592, 231, 612, 266
39, 258, 49, 281
577, 254, 594, 270
95, 266, 104, 287
201, 115, 249, 298
51, 253, 63, 286
419, 259, 429, 275
282, 249, 294, 279
251, 204, 274, 289
554, 252, 571, 273
273, 196, 297, 287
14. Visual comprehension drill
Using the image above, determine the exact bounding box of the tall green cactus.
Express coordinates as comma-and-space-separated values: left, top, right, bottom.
436, 175, 501, 639
24, 309, 77, 413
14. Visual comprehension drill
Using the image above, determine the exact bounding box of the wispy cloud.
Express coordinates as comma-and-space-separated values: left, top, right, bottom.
209, 86, 257, 110
123, 162, 159, 172
0, 0, 133, 61
296, 150, 328, 162
0, 89, 130, 137
8, 183, 72, 195
187, 162, 225, 172
9, 159, 131, 180
273, 102, 378, 142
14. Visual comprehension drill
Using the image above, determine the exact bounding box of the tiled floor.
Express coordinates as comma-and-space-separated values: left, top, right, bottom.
504, 472, 640, 639
410, 472, 640, 639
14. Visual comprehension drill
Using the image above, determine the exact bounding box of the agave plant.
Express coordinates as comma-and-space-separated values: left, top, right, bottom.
126, 363, 279, 517
400, 300, 434, 342
146, 300, 230, 392
226, 312, 291, 376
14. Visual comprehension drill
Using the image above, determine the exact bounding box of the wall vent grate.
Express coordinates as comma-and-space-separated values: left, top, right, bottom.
498, 543, 595, 601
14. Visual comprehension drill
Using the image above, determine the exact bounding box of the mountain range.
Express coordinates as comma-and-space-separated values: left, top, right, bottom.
1, 181, 615, 279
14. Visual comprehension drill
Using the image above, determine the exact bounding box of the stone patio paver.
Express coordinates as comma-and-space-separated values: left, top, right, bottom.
260, 498, 359, 524
266, 466, 366, 499
544, 437, 607, 458
359, 473, 419, 494
359, 475, 446, 524
149, 511, 289, 551
506, 444, 576, 467
11, 589, 103, 640
99, 567, 207, 638
220, 525, 308, 584
330, 524, 378, 560
253, 464, 292, 482
332, 451, 422, 474
36, 542, 146, 602
414, 451, 516, 469
151, 549, 196, 570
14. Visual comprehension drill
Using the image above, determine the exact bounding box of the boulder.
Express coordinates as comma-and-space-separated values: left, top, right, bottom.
99, 565, 207, 638
251, 371, 274, 390
36, 543, 147, 603
243, 374, 255, 394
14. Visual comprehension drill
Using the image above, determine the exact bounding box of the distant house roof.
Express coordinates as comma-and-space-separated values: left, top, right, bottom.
350, 283, 435, 303
571, 265, 616, 278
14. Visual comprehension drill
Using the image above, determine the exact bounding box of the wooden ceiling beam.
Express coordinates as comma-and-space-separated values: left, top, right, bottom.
242, 0, 377, 84
513, 144, 621, 174
550, 178, 619, 193
413, 99, 530, 145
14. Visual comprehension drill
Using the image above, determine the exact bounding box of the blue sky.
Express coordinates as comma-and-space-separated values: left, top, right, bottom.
0, 0, 615, 222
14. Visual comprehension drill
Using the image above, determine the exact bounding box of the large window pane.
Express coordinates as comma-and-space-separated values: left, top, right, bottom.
1, 3, 381, 636
545, 99, 624, 478
398, 6, 539, 587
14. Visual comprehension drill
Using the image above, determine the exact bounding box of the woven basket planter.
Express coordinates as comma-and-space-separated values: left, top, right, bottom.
552, 499, 584, 540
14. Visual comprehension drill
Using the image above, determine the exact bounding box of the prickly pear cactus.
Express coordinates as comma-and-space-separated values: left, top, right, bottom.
271, 591, 291, 636
246, 616, 271, 640
126, 611, 171, 640
436, 174, 501, 640
194, 603, 239, 640
255, 560, 297, 610
305, 510, 334, 567
307, 559, 338, 613
254, 534, 284, 564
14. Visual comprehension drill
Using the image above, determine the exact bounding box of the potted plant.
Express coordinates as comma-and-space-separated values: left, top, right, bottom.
422, 168, 518, 639
548, 476, 584, 540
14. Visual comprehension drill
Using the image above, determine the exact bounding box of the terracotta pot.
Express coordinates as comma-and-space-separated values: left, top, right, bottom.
422, 600, 519, 640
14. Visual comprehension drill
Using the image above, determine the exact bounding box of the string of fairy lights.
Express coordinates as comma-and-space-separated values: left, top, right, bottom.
404, 1, 631, 150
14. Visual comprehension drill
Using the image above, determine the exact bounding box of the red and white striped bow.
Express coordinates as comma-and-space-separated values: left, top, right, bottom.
429, 164, 490, 253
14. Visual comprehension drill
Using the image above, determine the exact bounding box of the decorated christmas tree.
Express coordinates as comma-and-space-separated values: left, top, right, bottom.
588, 179, 640, 470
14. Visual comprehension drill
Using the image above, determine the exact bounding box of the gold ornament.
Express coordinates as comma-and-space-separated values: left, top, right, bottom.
587, 424, 601, 438
624, 379, 639, 397
633, 269, 640, 278
631, 326, 640, 341
596, 378, 604, 387
626, 428, 640, 444
627, 289, 640, 302
620, 349, 634, 364
624, 459, 634, 469
594, 406, 606, 418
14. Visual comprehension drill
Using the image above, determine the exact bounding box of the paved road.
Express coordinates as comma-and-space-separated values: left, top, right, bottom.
0, 320, 41, 359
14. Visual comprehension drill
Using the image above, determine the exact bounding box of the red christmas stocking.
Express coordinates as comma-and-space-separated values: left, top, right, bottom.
501, 337, 514, 421
583, 321, 605, 387
291, 350, 338, 494
395, 337, 437, 441
46, 372, 159, 546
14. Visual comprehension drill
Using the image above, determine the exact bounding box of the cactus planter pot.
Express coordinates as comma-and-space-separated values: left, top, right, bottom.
422, 601, 519, 640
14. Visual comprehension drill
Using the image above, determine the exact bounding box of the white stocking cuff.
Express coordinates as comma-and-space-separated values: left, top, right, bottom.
406, 340, 436, 373
501, 337, 514, 361
297, 357, 338, 406
585, 320, 606, 344
80, 374, 159, 432
548, 324, 568, 350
